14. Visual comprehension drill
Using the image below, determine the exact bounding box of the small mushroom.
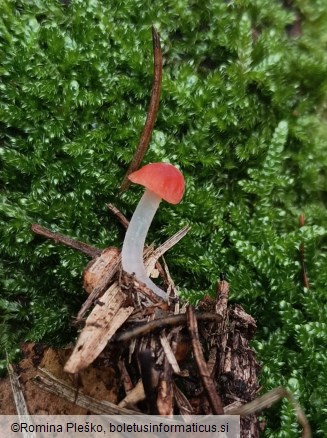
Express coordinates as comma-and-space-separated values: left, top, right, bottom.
122, 162, 185, 300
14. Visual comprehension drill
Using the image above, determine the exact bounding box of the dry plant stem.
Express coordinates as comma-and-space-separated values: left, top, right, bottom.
186, 305, 224, 415
150, 225, 190, 261
114, 312, 222, 342
34, 368, 138, 415
31, 224, 101, 258
120, 26, 162, 191
160, 333, 180, 374
7, 362, 36, 438
228, 387, 311, 438
173, 382, 194, 415
299, 214, 310, 289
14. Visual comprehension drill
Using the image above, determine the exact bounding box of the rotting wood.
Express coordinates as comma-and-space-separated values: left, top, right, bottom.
77, 247, 121, 320
76, 224, 189, 319
64, 284, 133, 374
186, 305, 225, 415
30, 216, 311, 436
83, 247, 121, 295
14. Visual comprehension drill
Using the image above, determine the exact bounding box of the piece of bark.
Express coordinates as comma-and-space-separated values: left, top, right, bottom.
64, 284, 133, 374
83, 247, 121, 294
187, 305, 225, 415
216, 304, 260, 437
160, 333, 180, 374
77, 247, 121, 320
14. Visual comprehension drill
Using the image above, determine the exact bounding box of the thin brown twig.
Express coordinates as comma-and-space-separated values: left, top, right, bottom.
186, 305, 224, 415
31, 224, 101, 258
114, 312, 222, 342
120, 26, 163, 191
299, 214, 310, 289
107, 203, 129, 229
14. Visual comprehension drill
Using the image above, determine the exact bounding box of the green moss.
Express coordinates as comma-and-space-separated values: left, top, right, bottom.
1, 0, 326, 435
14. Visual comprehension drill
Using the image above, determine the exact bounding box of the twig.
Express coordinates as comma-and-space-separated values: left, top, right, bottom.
107, 203, 129, 229
228, 387, 311, 438
114, 312, 222, 342
120, 26, 163, 191
186, 305, 225, 415
299, 214, 310, 289
31, 224, 101, 258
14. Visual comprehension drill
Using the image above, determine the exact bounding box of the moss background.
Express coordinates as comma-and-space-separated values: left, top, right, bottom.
1, 0, 327, 435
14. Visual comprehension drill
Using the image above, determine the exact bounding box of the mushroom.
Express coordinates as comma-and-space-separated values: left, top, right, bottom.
122, 162, 185, 300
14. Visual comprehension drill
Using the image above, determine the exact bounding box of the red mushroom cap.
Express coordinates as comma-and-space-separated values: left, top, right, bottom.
128, 162, 185, 204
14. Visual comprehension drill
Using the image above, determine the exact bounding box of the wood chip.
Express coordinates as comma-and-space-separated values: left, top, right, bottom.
64, 284, 133, 374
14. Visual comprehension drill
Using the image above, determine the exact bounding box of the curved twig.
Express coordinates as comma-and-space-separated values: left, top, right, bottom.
120, 26, 163, 191
228, 387, 311, 438
31, 224, 101, 258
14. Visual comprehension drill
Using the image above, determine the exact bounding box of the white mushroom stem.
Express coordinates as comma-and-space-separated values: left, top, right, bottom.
122, 189, 166, 299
